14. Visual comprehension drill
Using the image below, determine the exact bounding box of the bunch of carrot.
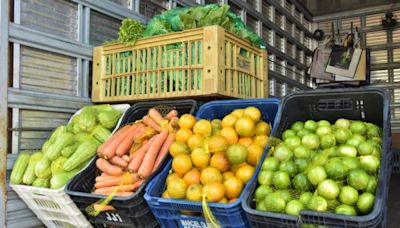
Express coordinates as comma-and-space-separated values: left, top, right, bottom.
93, 108, 178, 197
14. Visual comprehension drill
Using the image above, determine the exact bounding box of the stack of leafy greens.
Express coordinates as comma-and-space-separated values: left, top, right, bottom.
104, 4, 264, 48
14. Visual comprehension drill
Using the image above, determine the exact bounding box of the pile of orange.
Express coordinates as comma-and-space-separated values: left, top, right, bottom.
163, 107, 271, 203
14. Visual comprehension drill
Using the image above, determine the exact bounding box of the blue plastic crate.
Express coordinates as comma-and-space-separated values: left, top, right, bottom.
144, 98, 280, 228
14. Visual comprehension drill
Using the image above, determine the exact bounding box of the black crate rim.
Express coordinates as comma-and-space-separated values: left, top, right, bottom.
241, 88, 391, 227
66, 99, 197, 202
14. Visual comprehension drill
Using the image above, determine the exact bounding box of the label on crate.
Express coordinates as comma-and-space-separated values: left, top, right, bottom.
237, 57, 251, 72
180, 219, 210, 228
104, 212, 123, 223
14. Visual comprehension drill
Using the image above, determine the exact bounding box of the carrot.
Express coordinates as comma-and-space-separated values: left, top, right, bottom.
122, 155, 130, 162
93, 204, 115, 212
138, 130, 169, 178
164, 110, 178, 120
102, 125, 137, 159
143, 115, 162, 132
94, 192, 133, 197
96, 158, 124, 176
94, 173, 139, 188
148, 108, 164, 125
97, 125, 131, 156
94, 184, 138, 194
132, 180, 145, 191
109, 156, 128, 168
128, 136, 156, 172
152, 133, 175, 172
115, 124, 144, 156
130, 139, 148, 156
96, 175, 121, 183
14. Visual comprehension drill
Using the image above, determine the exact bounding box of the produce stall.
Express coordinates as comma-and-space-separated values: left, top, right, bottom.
1, 1, 399, 228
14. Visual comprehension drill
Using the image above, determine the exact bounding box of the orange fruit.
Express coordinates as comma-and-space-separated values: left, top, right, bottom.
191, 148, 210, 169
169, 141, 189, 157
172, 154, 193, 175
244, 106, 261, 122
167, 178, 187, 199
210, 152, 230, 172
162, 190, 170, 198
179, 114, 196, 129
222, 171, 235, 181
187, 134, 204, 150
202, 182, 225, 202
228, 198, 237, 204
231, 109, 245, 118
226, 144, 248, 164
186, 184, 203, 201
200, 167, 223, 184
253, 135, 268, 148
255, 121, 271, 136
221, 114, 238, 128
166, 173, 182, 185
235, 164, 255, 184
238, 137, 253, 147
230, 162, 247, 173
220, 127, 239, 145
193, 119, 212, 137
207, 135, 229, 153
224, 176, 244, 199
175, 128, 193, 143
218, 197, 228, 203
211, 119, 222, 131
235, 117, 255, 137
183, 169, 201, 186
247, 144, 264, 166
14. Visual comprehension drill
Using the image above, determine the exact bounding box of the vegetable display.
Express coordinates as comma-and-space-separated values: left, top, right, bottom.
104, 4, 264, 48
92, 108, 179, 199
253, 118, 382, 216
162, 107, 271, 205
10, 105, 122, 189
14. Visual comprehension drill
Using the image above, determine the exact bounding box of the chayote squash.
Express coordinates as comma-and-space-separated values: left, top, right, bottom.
45, 132, 75, 161
98, 110, 122, 129
51, 156, 68, 175
61, 143, 79, 158
63, 140, 98, 171
22, 151, 43, 185
10, 152, 30, 184
91, 125, 112, 143
50, 169, 80, 189
32, 178, 50, 188
35, 157, 51, 177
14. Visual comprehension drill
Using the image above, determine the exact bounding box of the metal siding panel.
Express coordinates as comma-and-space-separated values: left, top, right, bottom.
262, 1, 271, 20
107, 0, 131, 8
262, 26, 273, 45
366, 31, 387, 46
21, 0, 78, 40
90, 10, 121, 46
20, 46, 78, 96
371, 50, 388, 64
394, 68, 400, 82
366, 13, 384, 27
370, 69, 389, 83
393, 28, 400, 43
18, 110, 71, 150
340, 17, 360, 30
246, 14, 258, 33
139, 0, 167, 18
394, 49, 400, 63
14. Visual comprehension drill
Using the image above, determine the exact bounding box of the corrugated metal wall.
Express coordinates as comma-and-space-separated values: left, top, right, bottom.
4, 0, 312, 226
314, 4, 400, 132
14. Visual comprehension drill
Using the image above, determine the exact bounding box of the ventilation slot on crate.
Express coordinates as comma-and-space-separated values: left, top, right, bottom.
318, 99, 353, 111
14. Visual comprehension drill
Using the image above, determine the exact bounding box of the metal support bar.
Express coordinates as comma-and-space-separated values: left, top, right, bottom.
9, 23, 93, 60
289, 0, 312, 21
229, 0, 313, 56
174, 0, 197, 7
70, 0, 147, 23
269, 70, 311, 90
8, 88, 92, 113
265, 43, 307, 71
0, 0, 9, 225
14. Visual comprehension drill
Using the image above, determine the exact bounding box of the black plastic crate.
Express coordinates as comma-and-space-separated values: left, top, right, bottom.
66, 99, 197, 227
242, 88, 391, 228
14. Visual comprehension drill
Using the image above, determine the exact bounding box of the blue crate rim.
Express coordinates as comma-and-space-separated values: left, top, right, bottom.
66, 99, 197, 202
241, 87, 391, 225
145, 98, 281, 210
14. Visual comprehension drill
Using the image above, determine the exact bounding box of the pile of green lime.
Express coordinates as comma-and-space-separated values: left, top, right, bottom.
254, 118, 383, 216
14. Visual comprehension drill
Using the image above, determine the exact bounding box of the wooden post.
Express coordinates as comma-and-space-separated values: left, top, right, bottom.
91, 46, 103, 102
